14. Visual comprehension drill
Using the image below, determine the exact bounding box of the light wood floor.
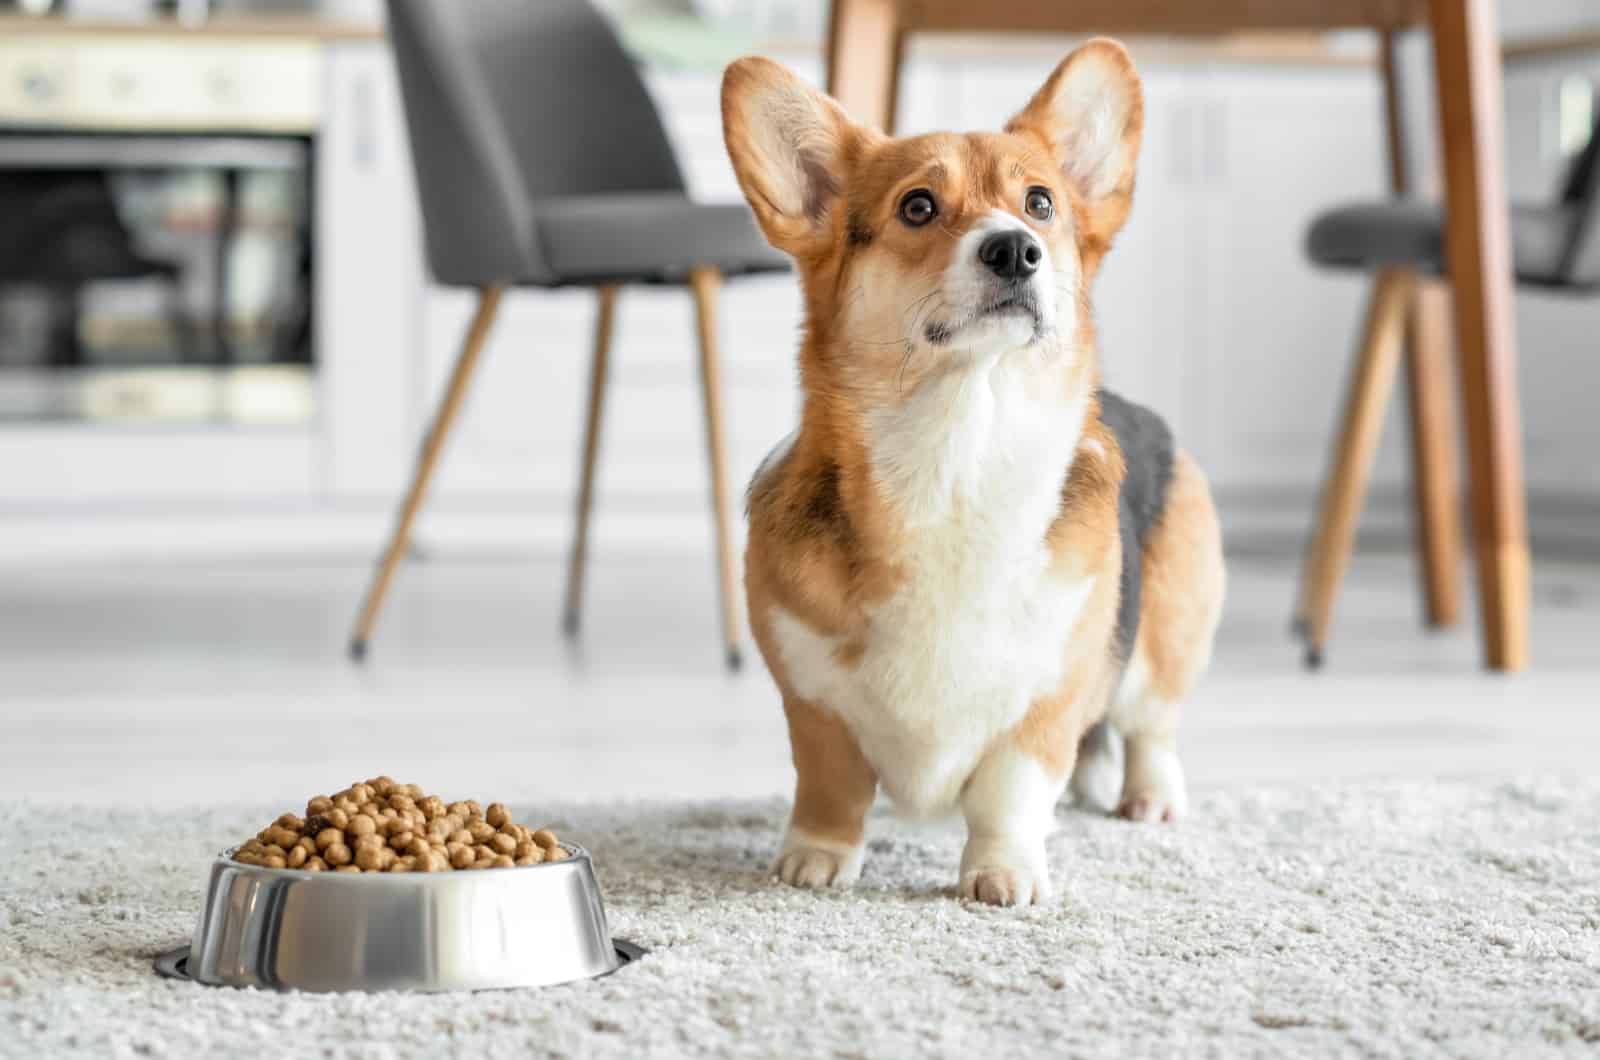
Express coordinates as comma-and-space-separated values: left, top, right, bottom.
2, 548, 1595, 809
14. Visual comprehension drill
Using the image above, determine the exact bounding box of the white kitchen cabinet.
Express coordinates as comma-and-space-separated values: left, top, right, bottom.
1196, 68, 1387, 491
316, 41, 427, 502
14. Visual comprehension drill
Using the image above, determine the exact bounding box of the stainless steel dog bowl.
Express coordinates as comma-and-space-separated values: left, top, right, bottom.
155, 844, 641, 992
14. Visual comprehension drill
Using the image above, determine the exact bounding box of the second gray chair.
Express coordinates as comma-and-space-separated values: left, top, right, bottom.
350, 0, 786, 667
1293, 84, 1600, 668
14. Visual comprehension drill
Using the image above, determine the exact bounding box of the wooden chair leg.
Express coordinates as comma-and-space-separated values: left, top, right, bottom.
348, 286, 503, 661
562, 285, 619, 636
1378, 28, 1464, 633
1404, 282, 1464, 628
1295, 269, 1415, 668
688, 266, 743, 671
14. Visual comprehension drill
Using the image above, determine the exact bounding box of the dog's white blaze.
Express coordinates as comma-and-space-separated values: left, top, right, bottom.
771, 350, 1093, 815
932, 210, 1069, 356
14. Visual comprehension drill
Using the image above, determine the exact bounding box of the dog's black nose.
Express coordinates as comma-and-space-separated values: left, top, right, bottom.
978, 230, 1042, 280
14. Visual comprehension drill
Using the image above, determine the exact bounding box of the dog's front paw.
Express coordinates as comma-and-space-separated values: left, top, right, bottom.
774, 831, 864, 889
1117, 743, 1188, 823
958, 838, 1052, 907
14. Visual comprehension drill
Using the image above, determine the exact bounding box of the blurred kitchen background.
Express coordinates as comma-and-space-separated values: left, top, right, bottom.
1, 0, 1596, 807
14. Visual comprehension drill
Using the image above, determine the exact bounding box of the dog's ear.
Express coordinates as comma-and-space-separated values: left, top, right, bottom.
1006, 39, 1143, 249
722, 57, 863, 256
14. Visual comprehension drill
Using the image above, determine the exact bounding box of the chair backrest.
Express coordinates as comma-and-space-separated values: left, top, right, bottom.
1555, 96, 1600, 286
386, 0, 687, 286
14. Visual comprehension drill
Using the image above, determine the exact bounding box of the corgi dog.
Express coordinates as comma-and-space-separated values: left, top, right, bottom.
721, 40, 1225, 906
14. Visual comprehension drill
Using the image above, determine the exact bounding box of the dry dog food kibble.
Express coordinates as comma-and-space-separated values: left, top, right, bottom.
232, 778, 568, 872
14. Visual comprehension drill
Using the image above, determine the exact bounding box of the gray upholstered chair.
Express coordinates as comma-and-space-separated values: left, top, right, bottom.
1293, 102, 1600, 668
349, 0, 786, 668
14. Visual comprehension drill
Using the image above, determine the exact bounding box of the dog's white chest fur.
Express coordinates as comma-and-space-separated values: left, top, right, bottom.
771, 357, 1092, 814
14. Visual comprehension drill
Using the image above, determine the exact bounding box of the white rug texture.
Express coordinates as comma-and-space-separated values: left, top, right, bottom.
2, 778, 1598, 1059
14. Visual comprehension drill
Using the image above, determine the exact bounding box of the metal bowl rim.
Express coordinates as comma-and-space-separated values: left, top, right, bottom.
214, 841, 590, 879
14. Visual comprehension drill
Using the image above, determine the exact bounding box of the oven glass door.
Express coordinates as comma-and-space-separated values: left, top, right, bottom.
0, 131, 314, 426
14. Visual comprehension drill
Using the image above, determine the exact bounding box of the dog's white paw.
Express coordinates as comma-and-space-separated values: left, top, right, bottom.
1117, 743, 1188, 823
958, 837, 1052, 907
1070, 722, 1124, 814
774, 831, 863, 889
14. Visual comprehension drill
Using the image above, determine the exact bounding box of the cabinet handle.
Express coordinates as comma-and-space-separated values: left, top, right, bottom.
351, 72, 376, 170
1203, 99, 1226, 186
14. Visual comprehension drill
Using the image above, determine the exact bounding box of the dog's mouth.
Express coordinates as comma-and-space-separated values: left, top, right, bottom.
923, 292, 1042, 347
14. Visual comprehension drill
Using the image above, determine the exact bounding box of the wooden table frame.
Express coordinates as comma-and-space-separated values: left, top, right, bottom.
825, 0, 1530, 672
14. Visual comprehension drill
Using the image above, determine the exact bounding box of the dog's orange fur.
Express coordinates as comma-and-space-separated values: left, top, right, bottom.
725, 40, 1225, 903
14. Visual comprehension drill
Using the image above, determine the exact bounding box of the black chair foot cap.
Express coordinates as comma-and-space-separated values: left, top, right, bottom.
348, 639, 368, 664
1303, 647, 1324, 671
562, 611, 579, 637
726, 646, 743, 672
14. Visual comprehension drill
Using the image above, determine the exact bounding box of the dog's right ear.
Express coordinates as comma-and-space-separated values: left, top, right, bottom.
722, 57, 862, 256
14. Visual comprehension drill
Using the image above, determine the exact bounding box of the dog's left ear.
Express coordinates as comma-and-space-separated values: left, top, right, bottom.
1006, 39, 1143, 249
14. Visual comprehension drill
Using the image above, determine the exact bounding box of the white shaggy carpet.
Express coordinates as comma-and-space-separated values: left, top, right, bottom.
3, 779, 1599, 1059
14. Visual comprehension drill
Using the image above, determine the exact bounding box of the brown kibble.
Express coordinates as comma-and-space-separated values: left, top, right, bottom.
239, 782, 561, 873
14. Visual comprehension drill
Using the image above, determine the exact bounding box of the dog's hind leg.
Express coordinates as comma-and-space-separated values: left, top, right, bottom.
1108, 450, 1224, 823
1069, 720, 1123, 814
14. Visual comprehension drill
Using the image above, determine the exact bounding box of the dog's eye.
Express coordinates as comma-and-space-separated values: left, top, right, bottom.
1025, 187, 1053, 221
898, 190, 937, 227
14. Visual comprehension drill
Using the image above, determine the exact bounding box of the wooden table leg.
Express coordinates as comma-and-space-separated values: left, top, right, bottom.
1427, 0, 1530, 671
825, 0, 902, 131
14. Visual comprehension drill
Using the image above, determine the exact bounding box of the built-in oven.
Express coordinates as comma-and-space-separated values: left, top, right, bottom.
0, 32, 318, 426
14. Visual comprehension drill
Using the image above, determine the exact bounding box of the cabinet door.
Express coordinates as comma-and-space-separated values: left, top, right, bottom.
317, 41, 426, 501
1197, 68, 1387, 493
1502, 55, 1600, 495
